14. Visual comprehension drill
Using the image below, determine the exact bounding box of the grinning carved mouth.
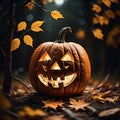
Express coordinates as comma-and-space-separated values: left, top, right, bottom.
38, 73, 77, 88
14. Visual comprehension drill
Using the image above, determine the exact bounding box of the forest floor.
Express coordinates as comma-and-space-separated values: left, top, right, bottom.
0, 75, 120, 120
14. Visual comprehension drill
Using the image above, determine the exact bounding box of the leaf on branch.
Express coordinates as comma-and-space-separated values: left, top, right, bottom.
43, 100, 64, 109
110, 0, 119, 3
105, 9, 115, 19
93, 28, 104, 40
18, 106, 46, 117
42, 0, 53, 5
11, 38, 21, 52
69, 98, 90, 110
51, 10, 64, 20
99, 16, 109, 25
93, 17, 99, 24
23, 35, 33, 47
92, 4, 102, 13
25, 0, 35, 10
101, 0, 111, 7
17, 21, 27, 31
31, 21, 44, 32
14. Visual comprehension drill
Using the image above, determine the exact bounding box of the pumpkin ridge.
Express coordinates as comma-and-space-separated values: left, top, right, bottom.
68, 43, 81, 95
71, 43, 90, 94
70, 43, 83, 95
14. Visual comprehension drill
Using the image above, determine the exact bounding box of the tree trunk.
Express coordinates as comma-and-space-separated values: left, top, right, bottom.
3, 0, 15, 94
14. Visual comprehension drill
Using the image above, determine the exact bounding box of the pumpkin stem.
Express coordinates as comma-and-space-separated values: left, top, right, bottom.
56, 26, 72, 43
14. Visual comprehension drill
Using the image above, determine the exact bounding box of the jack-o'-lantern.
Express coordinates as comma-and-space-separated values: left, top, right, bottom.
29, 27, 91, 97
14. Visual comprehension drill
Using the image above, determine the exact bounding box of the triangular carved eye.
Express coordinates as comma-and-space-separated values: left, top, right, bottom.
61, 52, 74, 62
39, 52, 51, 61
51, 62, 61, 70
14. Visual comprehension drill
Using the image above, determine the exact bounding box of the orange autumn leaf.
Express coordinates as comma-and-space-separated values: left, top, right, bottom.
11, 38, 21, 52
18, 106, 46, 117
92, 4, 102, 13
99, 16, 109, 25
110, 0, 119, 3
42, 0, 53, 4
93, 28, 104, 40
17, 21, 27, 31
25, 0, 35, 10
93, 17, 99, 24
69, 98, 90, 110
31, 21, 44, 32
105, 9, 115, 19
101, 0, 111, 7
43, 100, 64, 109
51, 10, 64, 20
23, 35, 33, 47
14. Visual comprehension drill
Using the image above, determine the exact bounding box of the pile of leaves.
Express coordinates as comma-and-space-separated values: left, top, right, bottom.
0, 78, 120, 120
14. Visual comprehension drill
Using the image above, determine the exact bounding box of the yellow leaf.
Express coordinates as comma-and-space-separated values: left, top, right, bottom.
101, 0, 111, 7
11, 38, 21, 52
99, 16, 109, 25
23, 35, 33, 47
105, 9, 115, 19
69, 98, 90, 110
92, 4, 102, 13
93, 17, 99, 24
110, 0, 119, 3
25, 0, 35, 10
51, 10, 64, 20
42, 0, 53, 4
31, 21, 44, 32
93, 15, 109, 25
43, 100, 63, 109
93, 28, 104, 40
17, 21, 27, 31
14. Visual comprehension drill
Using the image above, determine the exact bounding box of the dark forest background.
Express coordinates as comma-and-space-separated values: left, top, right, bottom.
0, 0, 120, 82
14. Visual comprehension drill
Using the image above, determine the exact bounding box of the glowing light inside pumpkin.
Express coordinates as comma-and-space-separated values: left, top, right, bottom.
39, 52, 51, 61
61, 52, 74, 62
51, 62, 61, 70
38, 72, 77, 88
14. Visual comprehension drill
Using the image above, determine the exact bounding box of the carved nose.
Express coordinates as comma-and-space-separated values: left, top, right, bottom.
51, 62, 61, 70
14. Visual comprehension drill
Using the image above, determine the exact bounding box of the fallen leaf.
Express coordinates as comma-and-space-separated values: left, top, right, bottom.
92, 4, 102, 13
99, 107, 120, 118
105, 96, 119, 103
69, 98, 90, 110
25, 0, 35, 10
93, 94, 105, 102
43, 100, 64, 109
23, 35, 33, 47
44, 115, 65, 120
93, 28, 104, 40
31, 21, 44, 32
17, 21, 27, 31
51, 10, 64, 20
18, 106, 46, 117
11, 38, 21, 52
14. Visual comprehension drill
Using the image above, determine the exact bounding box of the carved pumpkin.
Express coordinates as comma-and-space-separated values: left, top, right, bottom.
29, 27, 91, 97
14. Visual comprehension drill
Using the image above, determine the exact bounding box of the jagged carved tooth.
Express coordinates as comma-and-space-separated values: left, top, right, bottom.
48, 82, 53, 88
58, 82, 64, 88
